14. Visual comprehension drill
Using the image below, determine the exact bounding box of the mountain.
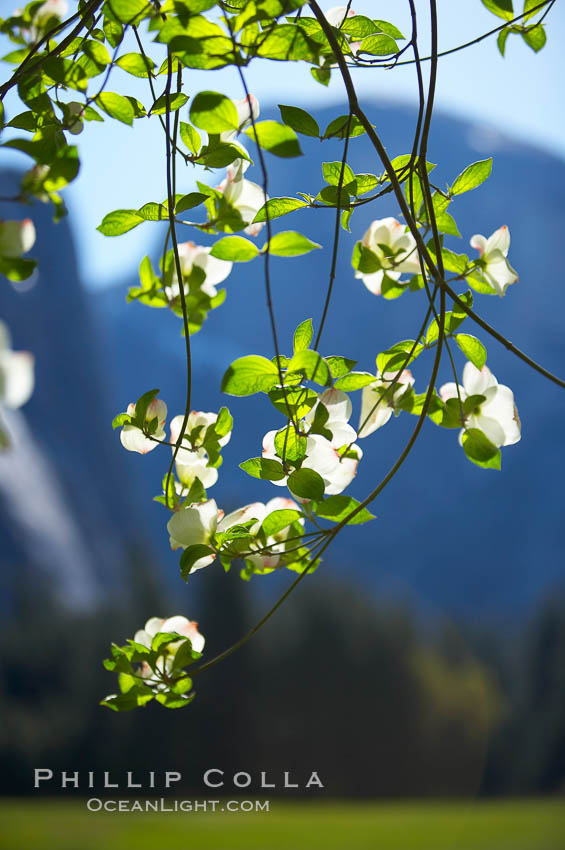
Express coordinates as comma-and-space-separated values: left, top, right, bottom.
2, 101, 565, 620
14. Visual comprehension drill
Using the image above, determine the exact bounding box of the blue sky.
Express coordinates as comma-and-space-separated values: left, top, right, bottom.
1, 0, 564, 288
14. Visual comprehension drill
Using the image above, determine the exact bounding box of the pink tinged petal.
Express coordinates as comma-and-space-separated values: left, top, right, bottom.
262, 429, 278, 457
265, 496, 300, 513
484, 255, 518, 297
358, 384, 392, 437
120, 424, 157, 454
462, 362, 497, 397
485, 225, 510, 257
481, 384, 521, 446
324, 453, 360, 495
470, 234, 487, 255
218, 502, 266, 533
166, 499, 218, 550
144, 617, 166, 639
303, 434, 340, 477
318, 387, 352, 423
329, 422, 357, 448
439, 382, 463, 403
357, 269, 385, 296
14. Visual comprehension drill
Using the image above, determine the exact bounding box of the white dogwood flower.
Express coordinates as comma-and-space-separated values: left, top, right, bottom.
218, 157, 266, 237
440, 362, 521, 448
120, 397, 167, 455
355, 217, 421, 296
358, 370, 415, 437
218, 497, 302, 571
169, 411, 231, 491
304, 387, 357, 447
470, 225, 518, 297
174, 241, 233, 298
134, 615, 205, 655
262, 429, 362, 496
167, 499, 220, 572
170, 410, 231, 452
0, 219, 36, 258
0, 320, 34, 409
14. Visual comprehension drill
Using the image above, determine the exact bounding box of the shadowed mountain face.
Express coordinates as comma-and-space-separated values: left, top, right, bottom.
2, 102, 565, 619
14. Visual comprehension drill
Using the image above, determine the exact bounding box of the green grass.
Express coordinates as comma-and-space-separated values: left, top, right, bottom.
0, 799, 563, 850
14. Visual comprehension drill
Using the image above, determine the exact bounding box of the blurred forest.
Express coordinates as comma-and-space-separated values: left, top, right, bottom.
1, 553, 563, 798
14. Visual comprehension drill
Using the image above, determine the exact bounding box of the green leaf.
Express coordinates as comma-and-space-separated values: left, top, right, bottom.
239, 457, 286, 481
221, 355, 279, 395
293, 318, 313, 353
150, 92, 189, 115
323, 114, 366, 140
96, 92, 135, 125
97, 209, 143, 236
175, 192, 208, 214
522, 23, 546, 51
137, 202, 167, 221
116, 52, 155, 77
322, 160, 356, 187
112, 412, 132, 429
524, 0, 543, 21
109, 0, 150, 24
278, 104, 320, 137
316, 495, 375, 525
461, 428, 501, 470
481, 0, 514, 19
287, 468, 325, 501
42, 145, 80, 192
287, 350, 330, 385
434, 211, 460, 237
262, 509, 303, 537
101, 688, 154, 712
180, 545, 215, 580
0, 256, 37, 282
253, 197, 308, 223
325, 356, 356, 378
497, 27, 510, 55
373, 19, 405, 39
179, 122, 201, 154
274, 426, 307, 462
455, 334, 487, 370
451, 158, 492, 195
358, 33, 399, 55
189, 91, 239, 133
264, 231, 321, 257
269, 386, 318, 419
334, 372, 376, 391
210, 236, 259, 262
245, 120, 302, 158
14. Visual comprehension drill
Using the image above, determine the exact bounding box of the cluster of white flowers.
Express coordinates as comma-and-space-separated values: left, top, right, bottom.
356, 218, 517, 299
355, 217, 421, 296
170, 410, 230, 491
440, 362, 521, 448
263, 388, 362, 495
